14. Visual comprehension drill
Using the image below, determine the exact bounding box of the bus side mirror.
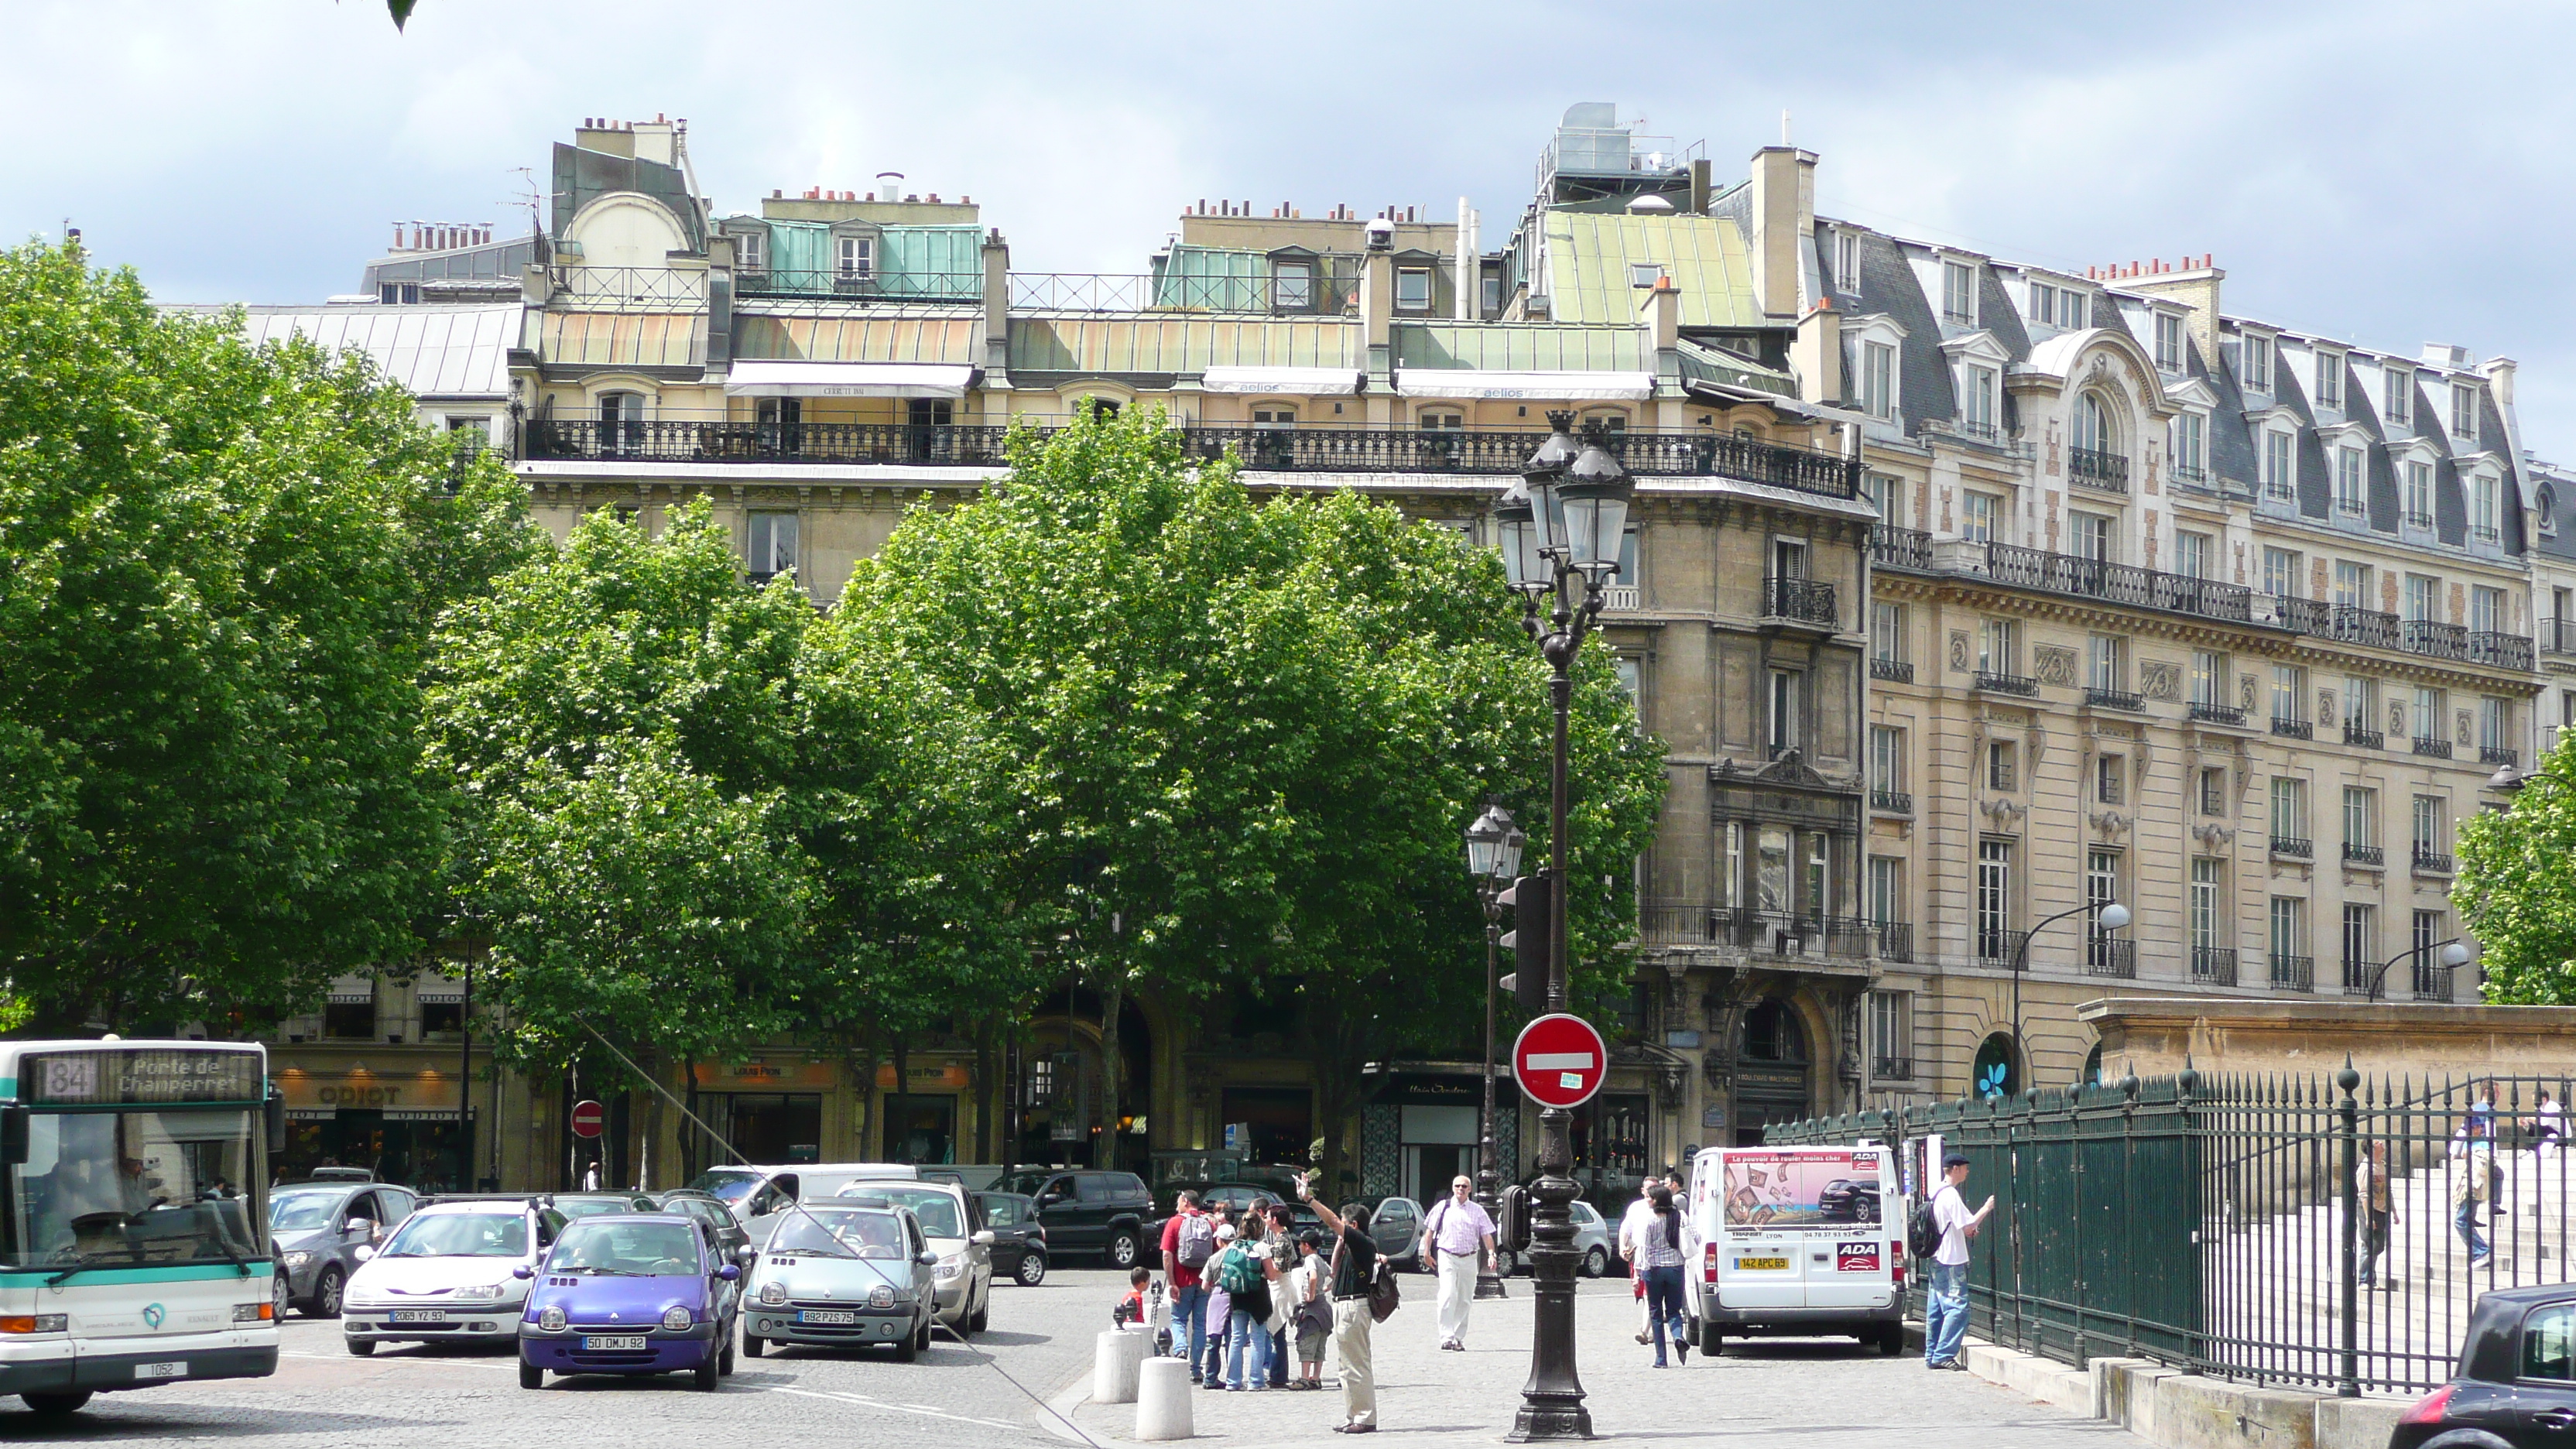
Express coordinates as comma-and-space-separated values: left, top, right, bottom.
0, 1106, 26, 1166
265, 1089, 286, 1155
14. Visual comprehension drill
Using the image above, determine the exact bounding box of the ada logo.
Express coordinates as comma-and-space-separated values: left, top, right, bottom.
1834, 1242, 1882, 1273
142, 1302, 166, 1328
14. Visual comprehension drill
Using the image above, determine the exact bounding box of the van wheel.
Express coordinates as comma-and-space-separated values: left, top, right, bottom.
1876, 1322, 1906, 1356
1581, 1246, 1608, 1278
20, 1392, 91, 1416
1107, 1231, 1142, 1270
1699, 1321, 1725, 1357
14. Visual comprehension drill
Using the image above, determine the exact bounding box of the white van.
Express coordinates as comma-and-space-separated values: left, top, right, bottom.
1681, 1144, 1905, 1356
688, 1163, 921, 1243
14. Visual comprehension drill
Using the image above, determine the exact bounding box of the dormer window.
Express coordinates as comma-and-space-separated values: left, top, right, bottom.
1834, 231, 1860, 293
1941, 261, 1976, 325
2170, 410, 2208, 482
1396, 266, 1433, 313
2262, 430, 2293, 500
1861, 341, 1896, 420
2451, 383, 2478, 442
1273, 259, 1314, 313
736, 228, 766, 272
2316, 350, 2343, 409
2384, 365, 2410, 424
1961, 365, 1999, 439
2242, 333, 2272, 392
2154, 313, 2185, 372
2029, 281, 2070, 328
838, 235, 873, 279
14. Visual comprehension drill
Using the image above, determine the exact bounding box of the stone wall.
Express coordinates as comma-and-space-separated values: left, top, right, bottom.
2081, 995, 2576, 1081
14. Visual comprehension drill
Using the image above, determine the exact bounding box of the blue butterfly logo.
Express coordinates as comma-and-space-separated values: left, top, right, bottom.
1976, 1063, 2010, 1100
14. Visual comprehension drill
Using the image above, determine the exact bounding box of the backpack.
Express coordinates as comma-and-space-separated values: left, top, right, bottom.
1215, 1245, 1262, 1296
1177, 1212, 1216, 1268
1908, 1190, 1944, 1260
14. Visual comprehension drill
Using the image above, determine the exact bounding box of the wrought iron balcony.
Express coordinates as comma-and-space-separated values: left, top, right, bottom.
1764, 577, 1839, 629
2267, 595, 2332, 635
1712, 909, 1875, 958
1977, 927, 2030, 966
2330, 606, 2401, 650
529, 418, 1020, 467
2412, 736, 2454, 759
1874, 922, 1913, 964
2547, 618, 2576, 658
2269, 954, 2314, 992
2069, 446, 2129, 494
2192, 947, 2239, 986
2263, 478, 2296, 502
2084, 687, 2144, 711
1975, 670, 2040, 697
2402, 619, 2469, 661
1871, 1054, 1914, 1081
2469, 632, 2534, 670
2170, 461, 2209, 485
2412, 962, 2455, 1002
2085, 935, 2137, 978
1870, 526, 1933, 571
2341, 842, 2382, 867
2269, 835, 2312, 860
2413, 848, 2454, 875
2343, 724, 2384, 749
2403, 509, 2436, 529
1870, 788, 1913, 816
2472, 523, 2502, 545
1869, 656, 1915, 684
2482, 745, 2520, 769
2189, 701, 2247, 726
2269, 717, 2313, 740
2337, 495, 2368, 518
2341, 957, 2374, 995
1976, 541, 2254, 622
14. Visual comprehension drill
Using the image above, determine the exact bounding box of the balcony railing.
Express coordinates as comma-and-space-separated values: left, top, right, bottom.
2342, 843, 2382, 867
1977, 927, 2030, 966
735, 268, 983, 303
2084, 687, 2144, 711
2337, 495, 2368, 518
2402, 618, 2469, 661
2469, 632, 2534, 670
2412, 736, 2454, 759
2269, 954, 2314, 992
2403, 509, 2436, 529
2269, 835, 2312, 860
2330, 605, 2402, 650
1598, 584, 1639, 611
2482, 745, 2520, 769
1870, 526, 1933, 570
2546, 618, 2576, 658
2269, 717, 2313, 740
2341, 957, 2374, 995
1765, 577, 1839, 629
2412, 961, 2455, 1002
1975, 670, 2039, 697
1871, 1055, 1915, 1081
1875, 921, 1913, 964
2413, 848, 2454, 875
2472, 523, 2502, 545
2343, 723, 2385, 749
1869, 656, 1914, 684
2084, 935, 2137, 978
1638, 903, 1875, 958
2171, 461, 2209, 485
1870, 788, 1913, 815
2267, 595, 2332, 635
2189, 701, 2247, 726
1979, 541, 2253, 623
2069, 446, 2129, 493
2192, 947, 2239, 986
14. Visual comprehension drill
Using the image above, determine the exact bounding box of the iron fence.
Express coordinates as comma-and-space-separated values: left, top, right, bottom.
1769, 1071, 2576, 1396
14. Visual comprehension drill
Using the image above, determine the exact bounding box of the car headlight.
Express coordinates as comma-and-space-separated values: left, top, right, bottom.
759, 1281, 786, 1306
868, 1285, 896, 1310
537, 1305, 566, 1332
453, 1283, 506, 1302
281, 1251, 313, 1269
661, 1305, 693, 1331
935, 1255, 965, 1280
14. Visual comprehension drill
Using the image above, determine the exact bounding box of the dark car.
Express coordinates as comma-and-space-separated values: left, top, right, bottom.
997, 1170, 1157, 1269
2390, 1283, 2576, 1449
1362, 1194, 1425, 1273
975, 1191, 1050, 1286
656, 1188, 752, 1259
1818, 1177, 1882, 1225
268, 1180, 420, 1318
516, 1213, 742, 1392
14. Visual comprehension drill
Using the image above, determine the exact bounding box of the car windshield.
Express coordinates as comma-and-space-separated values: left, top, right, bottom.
381, 1211, 529, 1258
838, 1186, 961, 1238
268, 1189, 344, 1232
1001, 1173, 1058, 1198
768, 1210, 906, 1259
546, 1221, 700, 1276
686, 1170, 762, 1208
553, 1196, 642, 1220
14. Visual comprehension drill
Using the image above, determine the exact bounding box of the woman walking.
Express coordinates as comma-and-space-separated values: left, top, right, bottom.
1628, 1184, 1688, 1367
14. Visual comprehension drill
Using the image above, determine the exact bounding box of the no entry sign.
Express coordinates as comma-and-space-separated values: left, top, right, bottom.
1512, 1013, 1608, 1110
570, 1098, 606, 1139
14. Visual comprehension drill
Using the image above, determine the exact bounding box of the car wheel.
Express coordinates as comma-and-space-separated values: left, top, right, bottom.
345, 1337, 376, 1357
918, 1315, 933, 1351
893, 1319, 920, 1364
1016, 1252, 1047, 1287
720, 1334, 737, 1376
744, 1333, 764, 1358
1107, 1230, 1141, 1270
313, 1265, 346, 1320
519, 1360, 543, 1389
19, 1392, 92, 1416
968, 1296, 988, 1335
273, 1270, 293, 1321
694, 1354, 720, 1392
1582, 1246, 1608, 1279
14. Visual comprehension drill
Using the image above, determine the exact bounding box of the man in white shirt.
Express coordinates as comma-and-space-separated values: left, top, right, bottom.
1418, 1176, 1497, 1351
1923, 1152, 1993, 1370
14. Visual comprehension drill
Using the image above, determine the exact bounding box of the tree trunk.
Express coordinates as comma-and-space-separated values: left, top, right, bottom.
1095, 981, 1122, 1170
889, 1032, 910, 1163
972, 1016, 998, 1164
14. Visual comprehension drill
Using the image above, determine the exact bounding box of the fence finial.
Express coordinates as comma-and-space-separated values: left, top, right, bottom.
2337, 1055, 2359, 1095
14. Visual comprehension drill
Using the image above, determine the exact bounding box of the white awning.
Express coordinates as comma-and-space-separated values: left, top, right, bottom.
1394, 370, 1654, 401
724, 361, 975, 399
1198, 365, 1361, 396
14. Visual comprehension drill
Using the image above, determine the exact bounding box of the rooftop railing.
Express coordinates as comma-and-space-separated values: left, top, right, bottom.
734, 269, 983, 303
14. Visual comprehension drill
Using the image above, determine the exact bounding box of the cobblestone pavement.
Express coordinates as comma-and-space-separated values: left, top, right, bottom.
0, 1266, 1127, 1447
1068, 1274, 2143, 1449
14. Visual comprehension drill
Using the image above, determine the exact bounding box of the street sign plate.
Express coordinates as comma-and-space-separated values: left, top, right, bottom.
1510, 1013, 1607, 1110
570, 1099, 605, 1139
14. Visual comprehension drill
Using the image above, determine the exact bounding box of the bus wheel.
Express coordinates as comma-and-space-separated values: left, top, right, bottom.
22, 1392, 92, 1416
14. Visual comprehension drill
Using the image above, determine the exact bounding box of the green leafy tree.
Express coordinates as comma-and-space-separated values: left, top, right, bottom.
2456, 734, 2576, 1002
0, 241, 533, 1032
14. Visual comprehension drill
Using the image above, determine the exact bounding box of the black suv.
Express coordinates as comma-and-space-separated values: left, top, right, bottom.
999, 1170, 1156, 1269
2392, 1283, 2576, 1449
1818, 1178, 1882, 1225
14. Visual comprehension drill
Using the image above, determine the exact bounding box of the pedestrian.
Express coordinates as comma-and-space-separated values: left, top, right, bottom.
1300, 1173, 1380, 1434
1617, 1180, 1656, 1344
1264, 1204, 1297, 1387
1200, 1206, 1235, 1386
582, 1160, 601, 1192
1289, 1231, 1331, 1390
2454, 1115, 2495, 1266
1923, 1151, 1994, 1371
2357, 1141, 2395, 1288
1116, 1266, 1153, 1327
1211, 1222, 1276, 1391
1160, 1190, 1214, 1381
2531, 1088, 2563, 1162
1630, 1184, 1688, 1367
1419, 1175, 1497, 1351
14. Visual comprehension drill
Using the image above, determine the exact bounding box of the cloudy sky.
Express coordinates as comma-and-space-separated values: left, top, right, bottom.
7, 0, 2570, 446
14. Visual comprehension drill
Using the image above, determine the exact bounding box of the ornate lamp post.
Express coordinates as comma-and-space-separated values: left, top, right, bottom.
1464, 800, 1525, 1301
1495, 413, 1632, 1442
2009, 899, 2128, 1089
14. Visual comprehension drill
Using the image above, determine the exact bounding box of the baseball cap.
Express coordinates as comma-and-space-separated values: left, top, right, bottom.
1215, 1223, 1236, 1241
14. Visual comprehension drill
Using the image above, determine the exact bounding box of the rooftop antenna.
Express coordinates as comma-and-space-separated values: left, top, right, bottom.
1781, 110, 1792, 146
501, 167, 542, 238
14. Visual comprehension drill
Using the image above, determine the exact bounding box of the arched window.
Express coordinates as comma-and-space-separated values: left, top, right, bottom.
2071, 392, 2119, 457
1738, 1000, 1809, 1064
1972, 1032, 2019, 1100
2081, 1043, 2105, 1087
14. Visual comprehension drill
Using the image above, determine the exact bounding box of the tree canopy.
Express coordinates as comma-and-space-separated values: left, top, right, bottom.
2456, 734, 2576, 1002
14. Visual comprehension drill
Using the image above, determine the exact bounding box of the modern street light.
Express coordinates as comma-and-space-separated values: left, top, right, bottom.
1463, 800, 1524, 1303
1494, 413, 1632, 1442
2008, 899, 2129, 1091
2368, 937, 2475, 1002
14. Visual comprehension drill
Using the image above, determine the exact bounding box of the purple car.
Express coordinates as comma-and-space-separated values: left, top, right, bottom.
516, 1212, 742, 1392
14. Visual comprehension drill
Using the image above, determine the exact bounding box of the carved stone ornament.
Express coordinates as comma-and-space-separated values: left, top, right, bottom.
2091, 810, 2132, 838
2317, 689, 2336, 724
1950, 629, 1972, 674
1982, 799, 2027, 826
2239, 673, 2259, 714
2140, 660, 2181, 703
2192, 822, 2235, 848
2458, 710, 2475, 747
2035, 645, 2081, 688
2390, 700, 2409, 737
2026, 721, 2049, 769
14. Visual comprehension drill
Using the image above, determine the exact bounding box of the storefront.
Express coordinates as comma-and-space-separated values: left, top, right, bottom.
690, 1058, 840, 1170
275, 1064, 471, 1190
875, 1060, 968, 1164
1358, 1068, 1519, 1206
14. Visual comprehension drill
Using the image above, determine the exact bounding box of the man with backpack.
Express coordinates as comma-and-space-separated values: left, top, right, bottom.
1161, 1190, 1214, 1381
1920, 1152, 1993, 1371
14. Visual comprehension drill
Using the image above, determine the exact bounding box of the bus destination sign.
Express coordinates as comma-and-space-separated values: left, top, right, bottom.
24, 1049, 264, 1105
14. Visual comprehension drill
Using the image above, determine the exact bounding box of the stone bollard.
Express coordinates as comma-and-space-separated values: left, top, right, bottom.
1095, 1327, 1149, 1405
1136, 1354, 1195, 1440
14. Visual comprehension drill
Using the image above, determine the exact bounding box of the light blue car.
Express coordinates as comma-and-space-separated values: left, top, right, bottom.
740, 1205, 937, 1362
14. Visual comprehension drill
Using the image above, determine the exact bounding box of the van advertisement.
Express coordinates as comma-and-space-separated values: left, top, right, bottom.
1718, 1149, 1885, 1231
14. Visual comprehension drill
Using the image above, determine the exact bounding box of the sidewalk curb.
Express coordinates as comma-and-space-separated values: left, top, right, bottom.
1934, 1324, 2412, 1449
1040, 1366, 1098, 1447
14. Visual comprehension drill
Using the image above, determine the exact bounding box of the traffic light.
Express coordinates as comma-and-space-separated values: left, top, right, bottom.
1498, 873, 1550, 1016
1499, 1184, 1533, 1253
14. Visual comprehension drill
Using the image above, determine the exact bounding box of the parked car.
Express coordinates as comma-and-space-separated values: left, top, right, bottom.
975, 1191, 1050, 1286
516, 1212, 742, 1392
2391, 1283, 2576, 1449
834, 1180, 992, 1335
269, 1179, 420, 1319
549, 1191, 663, 1221
997, 1170, 1157, 1269
742, 1203, 937, 1361
341, 1197, 566, 1355
1490, 1198, 1611, 1279
655, 1188, 752, 1259
1362, 1194, 1424, 1273
691, 1164, 920, 1242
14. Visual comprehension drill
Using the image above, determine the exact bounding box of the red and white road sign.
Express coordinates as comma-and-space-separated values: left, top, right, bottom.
1511, 1013, 1608, 1110
570, 1099, 606, 1139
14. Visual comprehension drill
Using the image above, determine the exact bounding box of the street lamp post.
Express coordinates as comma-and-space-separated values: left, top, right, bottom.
2009, 899, 2129, 1090
2367, 937, 2473, 1002
1464, 801, 1525, 1302
1494, 413, 1632, 1442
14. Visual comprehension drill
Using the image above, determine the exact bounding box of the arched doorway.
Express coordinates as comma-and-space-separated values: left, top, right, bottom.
1010, 988, 1153, 1173
1972, 1032, 2019, 1100
1733, 998, 1813, 1145
2081, 1043, 2105, 1087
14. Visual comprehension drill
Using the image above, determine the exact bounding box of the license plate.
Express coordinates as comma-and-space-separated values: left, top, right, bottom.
1736, 1256, 1789, 1271
134, 1361, 186, 1379
581, 1335, 648, 1351
390, 1310, 448, 1323
796, 1310, 856, 1325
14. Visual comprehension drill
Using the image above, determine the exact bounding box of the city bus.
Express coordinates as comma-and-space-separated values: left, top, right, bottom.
0, 1039, 280, 1416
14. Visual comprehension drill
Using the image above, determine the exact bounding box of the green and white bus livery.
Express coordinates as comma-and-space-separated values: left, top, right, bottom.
0, 1040, 281, 1416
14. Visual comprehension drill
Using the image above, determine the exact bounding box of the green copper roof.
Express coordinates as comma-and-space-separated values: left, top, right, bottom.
1009, 317, 1361, 374
1542, 211, 1760, 327
1675, 338, 1795, 396
1392, 323, 1646, 372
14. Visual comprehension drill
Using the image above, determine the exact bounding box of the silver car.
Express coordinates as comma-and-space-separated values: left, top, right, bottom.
342, 1198, 567, 1352
834, 1180, 994, 1336
742, 1204, 937, 1361
1495, 1198, 1615, 1279
269, 1180, 419, 1318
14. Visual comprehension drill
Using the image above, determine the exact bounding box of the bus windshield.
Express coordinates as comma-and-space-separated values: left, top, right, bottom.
7, 1109, 262, 1272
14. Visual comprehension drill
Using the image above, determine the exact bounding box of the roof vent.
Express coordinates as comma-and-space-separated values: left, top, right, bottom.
1627, 194, 1675, 213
